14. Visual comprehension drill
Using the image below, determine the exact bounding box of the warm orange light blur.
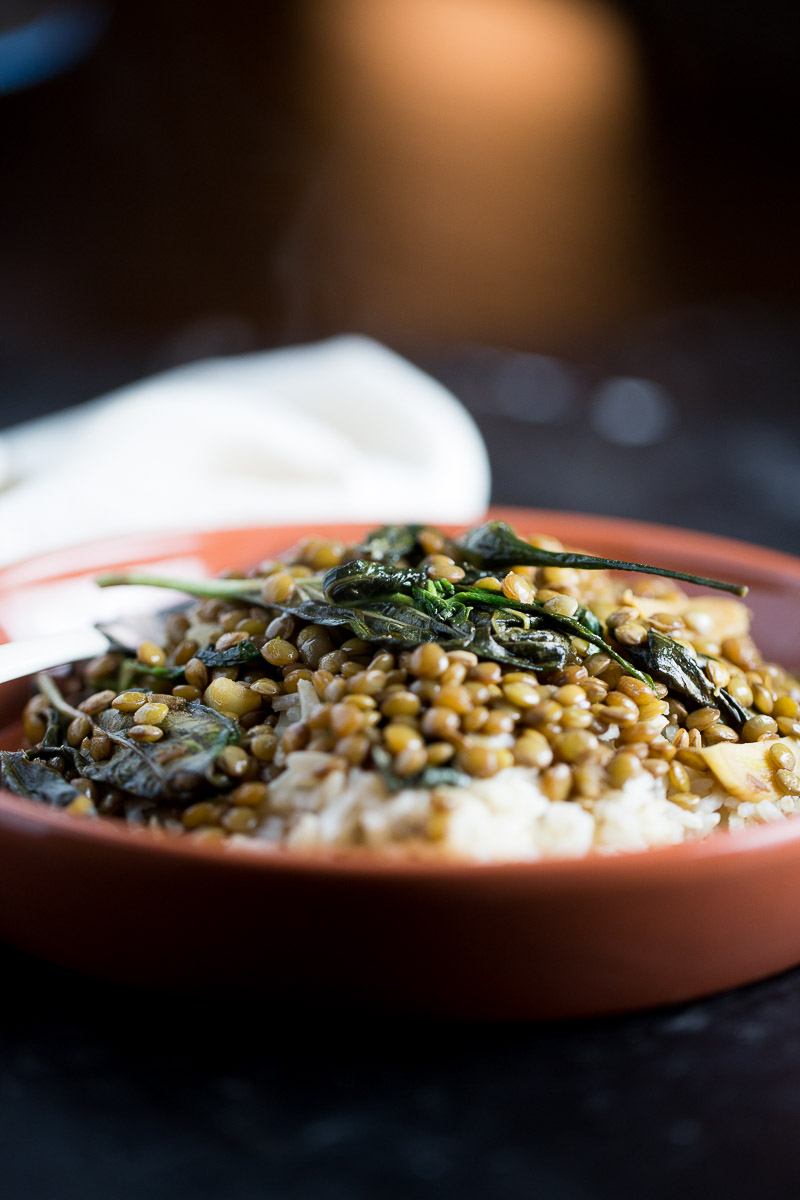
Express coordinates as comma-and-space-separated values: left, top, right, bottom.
301, 0, 654, 349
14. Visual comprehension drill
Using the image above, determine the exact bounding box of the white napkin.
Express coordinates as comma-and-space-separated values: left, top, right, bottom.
0, 336, 490, 566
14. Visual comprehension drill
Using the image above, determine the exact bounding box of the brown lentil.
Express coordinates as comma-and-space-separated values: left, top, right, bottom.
512, 731, 553, 768
182, 801, 224, 829
67, 715, 92, 747
217, 746, 252, 778
607, 751, 642, 787
421, 707, 461, 740
261, 572, 296, 604
330, 703, 364, 737
335, 734, 371, 766
721, 636, 761, 671
672, 792, 701, 810
394, 745, 428, 776
557, 730, 599, 763
776, 770, 800, 796
770, 743, 796, 771
112, 690, 147, 713
204, 677, 262, 716
137, 641, 166, 668
184, 658, 209, 691
408, 643, 448, 679
703, 724, 739, 745
685, 707, 721, 732
437, 683, 473, 713
250, 732, 278, 762
726, 677, 754, 707
605, 691, 639, 718
383, 723, 424, 754
222, 806, 259, 834
705, 660, 730, 689
126, 724, 163, 744
502, 571, 535, 604
342, 693, 376, 710
614, 621, 649, 646
134, 702, 170, 727
346, 669, 387, 696
66, 794, 95, 817
676, 748, 712, 772
573, 762, 604, 798
616, 676, 655, 703
559, 706, 594, 730
742, 714, 779, 742
585, 653, 612, 676
462, 706, 489, 733
261, 638, 299, 667
78, 689, 116, 715
540, 763, 572, 802
426, 741, 455, 765
84, 652, 122, 684
543, 594, 579, 618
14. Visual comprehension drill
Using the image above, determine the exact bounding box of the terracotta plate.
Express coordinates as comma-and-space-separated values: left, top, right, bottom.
2, 509, 800, 1020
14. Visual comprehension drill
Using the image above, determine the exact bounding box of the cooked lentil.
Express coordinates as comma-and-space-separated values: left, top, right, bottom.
6, 521, 800, 861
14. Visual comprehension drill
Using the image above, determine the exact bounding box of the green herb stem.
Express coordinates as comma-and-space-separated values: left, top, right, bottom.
457, 521, 748, 596
97, 572, 264, 600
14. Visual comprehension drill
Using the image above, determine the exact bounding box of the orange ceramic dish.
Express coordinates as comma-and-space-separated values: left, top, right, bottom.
2, 509, 800, 1020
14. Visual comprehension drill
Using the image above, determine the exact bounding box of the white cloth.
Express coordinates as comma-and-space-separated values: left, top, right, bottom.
0, 337, 491, 566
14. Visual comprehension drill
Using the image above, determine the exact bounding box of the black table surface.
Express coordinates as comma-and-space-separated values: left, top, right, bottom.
3, 943, 800, 1200
2, 312, 800, 1199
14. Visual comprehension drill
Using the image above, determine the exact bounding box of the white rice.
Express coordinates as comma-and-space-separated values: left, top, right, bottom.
231, 750, 712, 861
230, 625, 800, 862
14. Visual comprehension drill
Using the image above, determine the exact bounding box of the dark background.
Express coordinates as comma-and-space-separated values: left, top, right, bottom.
1, 3, 800, 1197
2, 2, 799, 556
4, 943, 800, 1200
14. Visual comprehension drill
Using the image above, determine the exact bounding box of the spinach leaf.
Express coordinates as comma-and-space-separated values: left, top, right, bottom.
454, 587, 652, 686
624, 630, 751, 730
283, 597, 471, 648
457, 521, 747, 596
358, 524, 426, 564
40, 703, 66, 750
197, 640, 263, 669
0, 752, 83, 808
322, 560, 430, 603
411, 584, 473, 629
371, 746, 471, 793
97, 567, 633, 672
118, 640, 262, 688
62, 702, 240, 801
121, 659, 186, 684
470, 617, 572, 672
